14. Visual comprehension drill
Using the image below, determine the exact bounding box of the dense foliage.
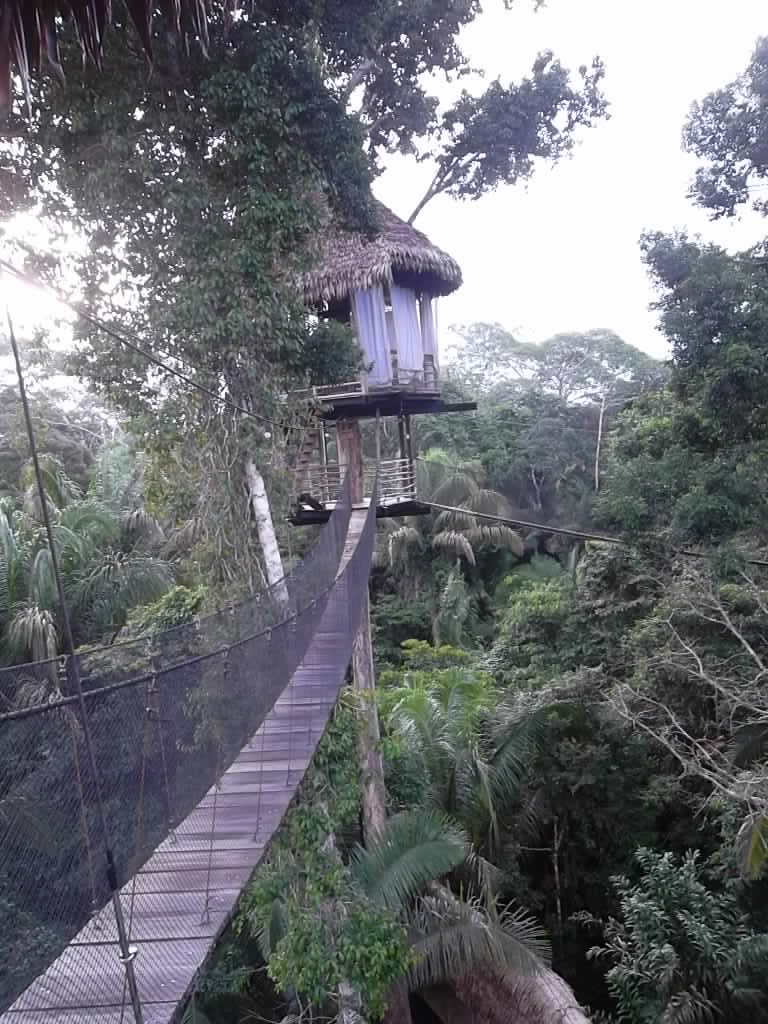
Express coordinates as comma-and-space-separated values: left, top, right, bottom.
0, 441, 171, 664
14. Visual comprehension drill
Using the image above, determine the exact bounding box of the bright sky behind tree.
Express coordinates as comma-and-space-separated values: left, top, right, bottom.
376, 0, 768, 358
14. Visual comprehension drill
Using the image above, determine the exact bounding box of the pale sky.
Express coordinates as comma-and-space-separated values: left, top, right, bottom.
375, 0, 768, 359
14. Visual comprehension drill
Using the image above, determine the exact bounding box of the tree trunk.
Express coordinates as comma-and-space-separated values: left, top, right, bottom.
594, 394, 606, 492
338, 980, 366, 1024
352, 588, 388, 841
382, 979, 414, 1024
336, 418, 388, 842
529, 466, 543, 512
321, 817, 370, 1024
244, 458, 289, 604
455, 967, 591, 1024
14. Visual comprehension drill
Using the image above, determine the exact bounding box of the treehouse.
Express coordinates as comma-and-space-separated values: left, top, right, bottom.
290, 201, 475, 524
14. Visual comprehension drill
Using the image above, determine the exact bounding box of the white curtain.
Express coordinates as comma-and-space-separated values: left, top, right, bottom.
351, 286, 391, 386
419, 294, 438, 368
390, 284, 422, 375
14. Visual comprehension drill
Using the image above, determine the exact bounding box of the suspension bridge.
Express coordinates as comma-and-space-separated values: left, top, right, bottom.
0, 474, 375, 1024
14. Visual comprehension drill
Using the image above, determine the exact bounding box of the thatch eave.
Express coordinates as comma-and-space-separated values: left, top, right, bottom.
302, 200, 462, 307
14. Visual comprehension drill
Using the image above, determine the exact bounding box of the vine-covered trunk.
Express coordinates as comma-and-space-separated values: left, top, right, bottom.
352, 588, 388, 840
336, 419, 387, 841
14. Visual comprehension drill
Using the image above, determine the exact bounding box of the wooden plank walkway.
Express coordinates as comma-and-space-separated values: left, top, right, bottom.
1, 509, 371, 1024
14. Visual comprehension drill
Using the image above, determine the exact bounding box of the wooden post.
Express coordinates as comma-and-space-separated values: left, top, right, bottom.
337, 419, 364, 503
336, 418, 387, 841
404, 413, 414, 463
397, 415, 407, 462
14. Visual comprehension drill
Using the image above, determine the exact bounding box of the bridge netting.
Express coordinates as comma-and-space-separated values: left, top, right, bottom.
0, 474, 371, 1021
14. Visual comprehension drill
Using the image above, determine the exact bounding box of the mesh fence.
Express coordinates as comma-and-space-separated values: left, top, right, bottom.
0, 475, 356, 1019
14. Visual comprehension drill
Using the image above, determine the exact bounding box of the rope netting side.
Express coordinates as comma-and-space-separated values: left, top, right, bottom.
0, 477, 353, 1019
0, 472, 353, 705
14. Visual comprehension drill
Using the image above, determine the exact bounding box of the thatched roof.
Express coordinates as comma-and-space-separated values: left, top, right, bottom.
2, 1, 212, 114
302, 201, 462, 306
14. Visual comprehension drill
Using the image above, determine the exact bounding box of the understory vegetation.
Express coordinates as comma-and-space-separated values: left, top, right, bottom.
4, 6, 768, 1024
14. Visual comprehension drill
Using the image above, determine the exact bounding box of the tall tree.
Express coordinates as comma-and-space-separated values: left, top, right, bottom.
406, 51, 607, 222
2, 14, 374, 592
641, 231, 768, 445
685, 36, 768, 218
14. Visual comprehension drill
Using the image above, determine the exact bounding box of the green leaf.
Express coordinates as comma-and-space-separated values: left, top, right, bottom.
349, 810, 469, 911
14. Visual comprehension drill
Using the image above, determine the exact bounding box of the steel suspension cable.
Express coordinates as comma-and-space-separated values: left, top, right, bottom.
6, 310, 145, 1024
423, 498, 768, 568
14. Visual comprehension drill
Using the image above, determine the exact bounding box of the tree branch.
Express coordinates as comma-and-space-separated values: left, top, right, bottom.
343, 58, 379, 102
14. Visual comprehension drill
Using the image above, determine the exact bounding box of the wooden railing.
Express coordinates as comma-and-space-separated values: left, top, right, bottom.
291, 381, 366, 402
293, 457, 417, 508
288, 356, 440, 405
364, 458, 417, 501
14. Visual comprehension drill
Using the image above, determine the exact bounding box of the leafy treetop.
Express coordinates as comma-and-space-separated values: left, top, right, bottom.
685, 36, 768, 218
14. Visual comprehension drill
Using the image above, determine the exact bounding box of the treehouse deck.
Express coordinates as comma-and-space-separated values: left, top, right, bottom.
289, 381, 476, 420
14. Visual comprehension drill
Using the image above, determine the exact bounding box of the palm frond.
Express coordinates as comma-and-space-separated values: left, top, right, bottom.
7, 605, 58, 663
429, 473, 480, 507
435, 569, 472, 647
254, 897, 290, 962
121, 507, 164, 545
736, 815, 768, 880
432, 531, 476, 565
0, 511, 20, 615
20, 456, 80, 519
349, 810, 469, 911
388, 525, 422, 567
59, 500, 118, 549
490, 700, 558, 807
406, 889, 549, 992
388, 688, 448, 770
465, 850, 508, 901
163, 518, 202, 558
29, 548, 57, 609
433, 509, 478, 532
464, 489, 512, 517
465, 525, 523, 555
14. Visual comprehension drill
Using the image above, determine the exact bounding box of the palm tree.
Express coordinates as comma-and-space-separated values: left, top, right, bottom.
382, 662, 549, 864
381, 449, 523, 644
376, 669, 590, 1023
387, 448, 522, 570
0, 451, 172, 667
252, 809, 551, 1024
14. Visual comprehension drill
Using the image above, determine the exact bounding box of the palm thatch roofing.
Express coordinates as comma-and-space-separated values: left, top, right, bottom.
1, 1, 212, 113
302, 200, 462, 307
